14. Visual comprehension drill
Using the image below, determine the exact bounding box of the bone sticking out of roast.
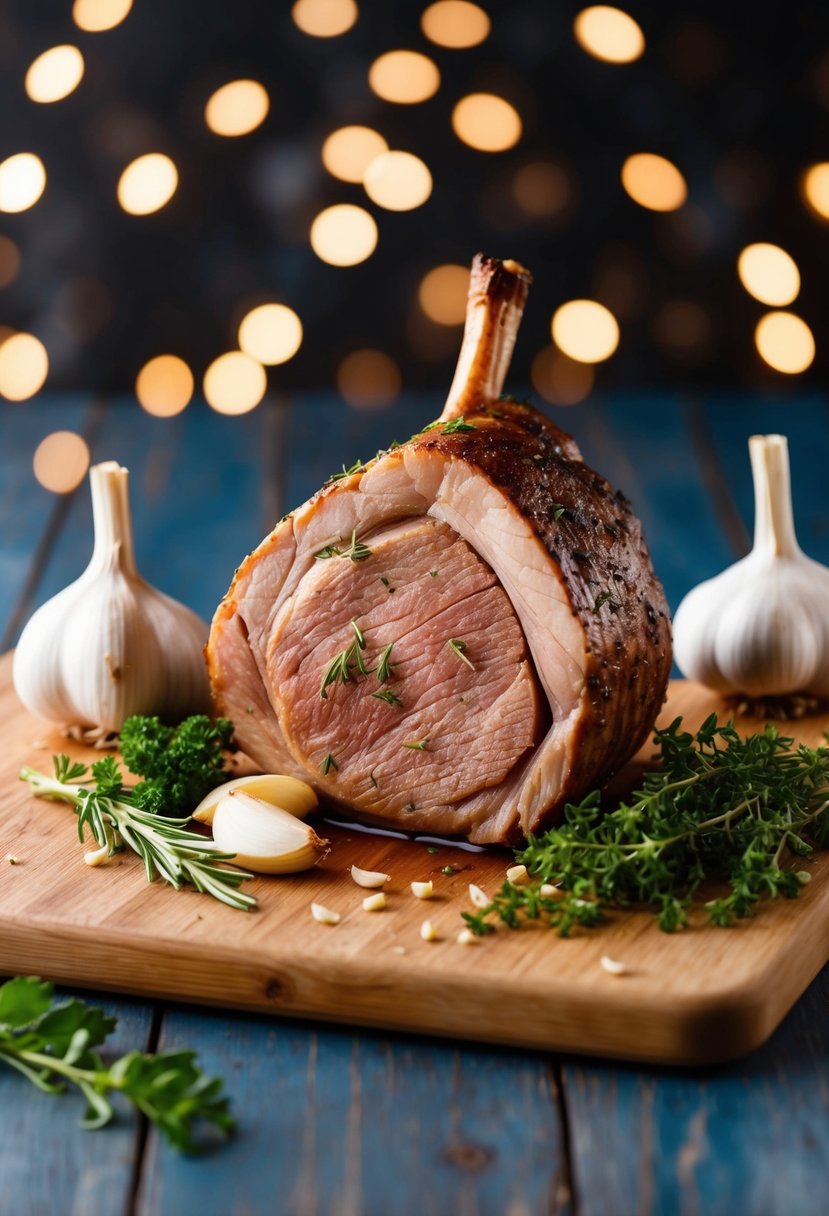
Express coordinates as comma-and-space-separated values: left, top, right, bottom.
440, 253, 533, 422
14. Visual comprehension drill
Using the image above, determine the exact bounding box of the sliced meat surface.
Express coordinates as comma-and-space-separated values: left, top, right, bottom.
207, 253, 672, 845
267, 517, 542, 825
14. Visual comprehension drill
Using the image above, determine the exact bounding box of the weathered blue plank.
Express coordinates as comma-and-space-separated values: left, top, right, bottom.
575, 393, 737, 613
10, 398, 268, 641
0, 991, 154, 1216
0, 395, 93, 640
564, 963, 829, 1216
137, 1011, 571, 1216
701, 392, 829, 565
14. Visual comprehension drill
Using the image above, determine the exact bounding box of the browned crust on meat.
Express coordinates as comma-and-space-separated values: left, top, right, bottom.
409, 398, 672, 812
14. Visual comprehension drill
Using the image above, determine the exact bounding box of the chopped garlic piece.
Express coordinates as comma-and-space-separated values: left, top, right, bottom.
362, 892, 386, 912
539, 883, 565, 899
600, 955, 626, 976
84, 844, 110, 867
468, 883, 489, 908
351, 864, 391, 889
311, 902, 341, 925
411, 880, 433, 899
420, 920, 438, 942
457, 928, 477, 946
506, 864, 529, 885
5, 854, 19, 865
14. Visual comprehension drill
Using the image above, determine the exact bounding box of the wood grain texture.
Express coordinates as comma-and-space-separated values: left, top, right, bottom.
136, 1011, 572, 1216
1, 654, 827, 1067
0, 995, 155, 1216
564, 962, 829, 1216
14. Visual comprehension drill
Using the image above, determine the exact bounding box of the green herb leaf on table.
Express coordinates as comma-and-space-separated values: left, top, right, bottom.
0, 977, 233, 1151
463, 716, 829, 937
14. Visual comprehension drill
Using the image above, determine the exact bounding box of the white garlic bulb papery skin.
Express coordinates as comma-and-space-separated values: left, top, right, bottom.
13, 461, 212, 731
673, 434, 829, 698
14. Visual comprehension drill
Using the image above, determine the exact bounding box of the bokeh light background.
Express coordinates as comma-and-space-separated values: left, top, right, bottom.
1, 0, 827, 489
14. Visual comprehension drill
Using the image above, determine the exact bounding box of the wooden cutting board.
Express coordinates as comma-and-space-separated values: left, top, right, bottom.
0, 652, 827, 1066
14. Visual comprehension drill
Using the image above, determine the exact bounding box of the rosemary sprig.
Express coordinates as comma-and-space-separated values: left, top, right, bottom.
376, 642, 395, 683
315, 530, 372, 562
20, 756, 255, 912
373, 689, 403, 707
322, 752, 338, 775
447, 638, 476, 671
0, 977, 233, 1152
462, 715, 829, 938
319, 620, 370, 699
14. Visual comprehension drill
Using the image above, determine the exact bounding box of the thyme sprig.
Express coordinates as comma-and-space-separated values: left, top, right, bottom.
21, 755, 255, 912
463, 715, 829, 938
314, 529, 372, 563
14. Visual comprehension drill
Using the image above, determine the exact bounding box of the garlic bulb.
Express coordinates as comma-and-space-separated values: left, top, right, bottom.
13, 461, 211, 731
673, 434, 829, 697
193, 774, 317, 826
211, 789, 328, 873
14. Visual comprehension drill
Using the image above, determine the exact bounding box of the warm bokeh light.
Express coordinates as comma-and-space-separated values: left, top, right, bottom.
72, 0, 133, 32
573, 6, 645, 64
452, 94, 522, 152
205, 80, 269, 137
33, 431, 90, 493
203, 352, 267, 415
0, 154, 46, 214
135, 355, 194, 417
322, 126, 388, 183
420, 1, 490, 48
737, 243, 800, 307
291, 0, 358, 37
754, 312, 815, 374
418, 264, 469, 325
363, 151, 432, 211
0, 236, 20, 289
531, 347, 595, 406
117, 153, 178, 216
238, 304, 303, 365
551, 300, 619, 363
368, 51, 440, 104
621, 153, 687, 211
337, 349, 402, 409
0, 333, 49, 401
310, 204, 377, 266
512, 161, 572, 218
25, 45, 85, 104
801, 163, 829, 222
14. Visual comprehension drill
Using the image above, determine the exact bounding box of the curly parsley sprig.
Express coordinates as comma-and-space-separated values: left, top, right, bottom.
0, 977, 233, 1151
463, 715, 829, 938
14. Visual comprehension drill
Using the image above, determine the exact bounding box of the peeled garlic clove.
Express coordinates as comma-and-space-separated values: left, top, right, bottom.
457, 928, 477, 946
420, 920, 438, 941
506, 864, 529, 885
673, 435, 829, 698
350, 864, 391, 889
411, 880, 433, 899
193, 774, 317, 826
468, 883, 489, 908
311, 902, 340, 925
13, 462, 211, 731
211, 789, 327, 874
362, 892, 386, 912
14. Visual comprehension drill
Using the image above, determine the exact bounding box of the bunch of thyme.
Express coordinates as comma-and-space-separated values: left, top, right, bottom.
463, 715, 829, 937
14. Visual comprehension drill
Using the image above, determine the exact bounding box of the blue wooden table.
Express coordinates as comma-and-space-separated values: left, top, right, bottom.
1, 391, 827, 1216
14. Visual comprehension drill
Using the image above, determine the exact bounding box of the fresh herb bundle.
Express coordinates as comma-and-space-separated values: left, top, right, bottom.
463, 715, 829, 938
0, 977, 232, 1151
20, 714, 255, 911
